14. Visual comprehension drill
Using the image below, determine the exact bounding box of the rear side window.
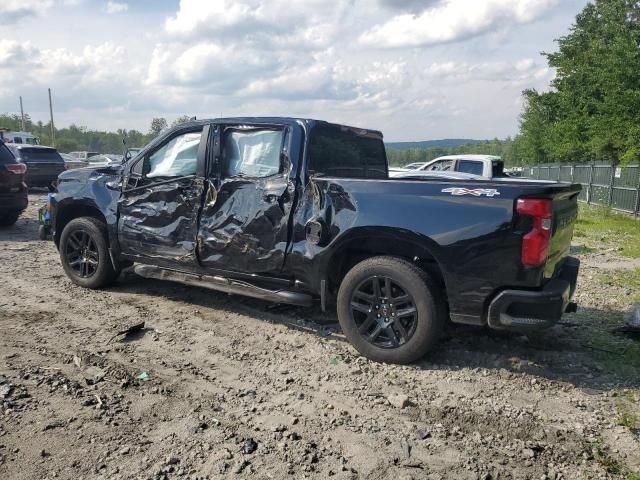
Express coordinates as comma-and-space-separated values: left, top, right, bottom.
457, 160, 483, 175
308, 125, 387, 179
223, 129, 283, 178
17, 148, 64, 163
13, 137, 23, 144
0, 143, 16, 164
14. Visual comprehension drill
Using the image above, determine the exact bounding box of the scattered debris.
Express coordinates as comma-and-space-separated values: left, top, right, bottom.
416, 430, 431, 440
328, 356, 338, 366
241, 438, 258, 455
107, 321, 146, 344
82, 366, 105, 385
388, 394, 411, 409
612, 303, 640, 338
136, 372, 150, 381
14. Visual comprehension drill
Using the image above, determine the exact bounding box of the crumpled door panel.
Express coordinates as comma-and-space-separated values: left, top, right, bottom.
119, 178, 203, 263
197, 176, 291, 274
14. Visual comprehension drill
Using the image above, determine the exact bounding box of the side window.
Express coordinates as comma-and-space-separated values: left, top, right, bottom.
147, 130, 202, 178
222, 129, 283, 178
307, 126, 387, 179
457, 160, 483, 175
13, 137, 23, 144
427, 160, 453, 172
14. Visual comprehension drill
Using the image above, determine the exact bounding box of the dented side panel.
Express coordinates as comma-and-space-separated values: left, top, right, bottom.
285, 177, 539, 320
197, 173, 293, 274
117, 178, 204, 265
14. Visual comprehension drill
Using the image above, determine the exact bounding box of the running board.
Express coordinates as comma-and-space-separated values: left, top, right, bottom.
133, 265, 313, 307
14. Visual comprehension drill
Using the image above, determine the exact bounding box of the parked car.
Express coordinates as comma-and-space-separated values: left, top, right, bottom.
69, 151, 100, 161
6, 144, 65, 190
0, 141, 28, 226
46, 118, 581, 364
390, 155, 505, 179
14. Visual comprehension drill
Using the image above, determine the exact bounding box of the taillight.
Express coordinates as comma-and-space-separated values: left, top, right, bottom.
517, 198, 552, 267
5, 163, 27, 175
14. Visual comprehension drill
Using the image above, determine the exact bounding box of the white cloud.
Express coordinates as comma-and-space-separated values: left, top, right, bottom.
0, 0, 584, 140
360, 0, 559, 47
0, 0, 53, 24
106, 1, 128, 14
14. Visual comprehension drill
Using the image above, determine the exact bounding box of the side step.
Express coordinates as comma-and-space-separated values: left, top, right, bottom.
133, 265, 313, 307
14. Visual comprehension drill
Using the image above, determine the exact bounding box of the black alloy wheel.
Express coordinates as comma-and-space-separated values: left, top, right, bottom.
350, 275, 418, 348
65, 230, 99, 278
337, 256, 445, 364
59, 217, 120, 289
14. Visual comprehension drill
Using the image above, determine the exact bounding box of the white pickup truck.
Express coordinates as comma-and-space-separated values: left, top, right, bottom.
389, 154, 505, 179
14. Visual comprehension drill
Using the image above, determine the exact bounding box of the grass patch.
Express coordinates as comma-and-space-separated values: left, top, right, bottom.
576, 307, 640, 378
592, 440, 627, 475
617, 389, 640, 431
575, 204, 640, 257
598, 267, 640, 303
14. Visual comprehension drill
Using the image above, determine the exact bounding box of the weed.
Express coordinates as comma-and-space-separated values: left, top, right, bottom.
575, 204, 640, 257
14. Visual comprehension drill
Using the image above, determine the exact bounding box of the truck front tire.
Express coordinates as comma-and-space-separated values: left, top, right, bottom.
337, 256, 445, 364
59, 217, 120, 289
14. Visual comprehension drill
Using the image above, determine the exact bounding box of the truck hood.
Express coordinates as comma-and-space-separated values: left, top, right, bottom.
58, 163, 122, 183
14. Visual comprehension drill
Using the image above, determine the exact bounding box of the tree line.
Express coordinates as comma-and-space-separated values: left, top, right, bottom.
0, 114, 190, 154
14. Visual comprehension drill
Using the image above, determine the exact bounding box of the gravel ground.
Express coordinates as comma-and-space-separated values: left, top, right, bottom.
0, 193, 638, 480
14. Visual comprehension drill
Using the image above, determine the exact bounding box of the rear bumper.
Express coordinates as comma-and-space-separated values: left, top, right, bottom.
487, 256, 579, 330
0, 190, 28, 214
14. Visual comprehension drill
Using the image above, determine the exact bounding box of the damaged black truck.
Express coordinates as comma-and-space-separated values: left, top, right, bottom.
47, 118, 581, 364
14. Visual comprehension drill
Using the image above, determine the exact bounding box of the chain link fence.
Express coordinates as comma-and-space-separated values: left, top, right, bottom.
526, 163, 640, 216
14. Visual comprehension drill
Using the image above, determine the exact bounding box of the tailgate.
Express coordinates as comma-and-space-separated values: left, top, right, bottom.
545, 185, 580, 277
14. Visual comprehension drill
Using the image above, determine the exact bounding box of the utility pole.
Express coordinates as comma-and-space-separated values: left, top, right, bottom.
19, 96, 26, 131
48, 88, 55, 147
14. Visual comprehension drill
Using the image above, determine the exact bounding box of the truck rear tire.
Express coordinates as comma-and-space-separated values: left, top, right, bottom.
59, 217, 120, 289
337, 256, 445, 364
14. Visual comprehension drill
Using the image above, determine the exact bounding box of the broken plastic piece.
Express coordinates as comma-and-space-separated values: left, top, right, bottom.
136, 371, 150, 381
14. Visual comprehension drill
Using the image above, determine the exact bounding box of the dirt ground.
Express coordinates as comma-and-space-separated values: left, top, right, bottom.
1, 193, 639, 480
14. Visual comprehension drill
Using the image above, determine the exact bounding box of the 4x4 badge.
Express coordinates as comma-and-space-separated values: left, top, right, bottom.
442, 187, 501, 197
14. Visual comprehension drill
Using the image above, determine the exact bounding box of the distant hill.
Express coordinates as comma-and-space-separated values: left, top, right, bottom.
385, 139, 486, 150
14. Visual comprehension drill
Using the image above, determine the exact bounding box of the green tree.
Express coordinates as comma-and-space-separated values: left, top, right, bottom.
518, 0, 640, 164
149, 117, 168, 137
172, 115, 193, 127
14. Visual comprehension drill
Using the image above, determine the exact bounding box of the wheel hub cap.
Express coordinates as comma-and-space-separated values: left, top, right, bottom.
349, 275, 418, 349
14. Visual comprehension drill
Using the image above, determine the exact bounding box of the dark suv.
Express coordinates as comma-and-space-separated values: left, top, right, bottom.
0, 142, 28, 226
6, 144, 65, 190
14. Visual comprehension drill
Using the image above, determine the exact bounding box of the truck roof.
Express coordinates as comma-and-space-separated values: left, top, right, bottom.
175, 117, 384, 139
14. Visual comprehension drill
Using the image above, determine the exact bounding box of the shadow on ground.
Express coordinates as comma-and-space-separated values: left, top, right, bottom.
110, 270, 639, 393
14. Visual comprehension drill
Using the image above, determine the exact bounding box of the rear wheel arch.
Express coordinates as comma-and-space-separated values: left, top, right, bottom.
325, 229, 448, 300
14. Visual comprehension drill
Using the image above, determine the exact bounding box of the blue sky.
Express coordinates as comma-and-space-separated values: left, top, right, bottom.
0, 0, 590, 141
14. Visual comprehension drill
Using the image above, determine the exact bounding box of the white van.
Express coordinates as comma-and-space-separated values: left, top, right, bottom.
0, 129, 40, 145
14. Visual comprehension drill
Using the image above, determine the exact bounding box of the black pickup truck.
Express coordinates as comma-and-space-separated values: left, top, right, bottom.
47, 118, 580, 364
